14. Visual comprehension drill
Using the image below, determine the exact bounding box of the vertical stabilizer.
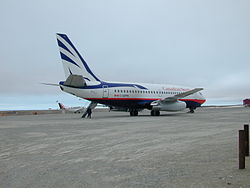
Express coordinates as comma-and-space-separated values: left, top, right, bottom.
58, 103, 65, 109
56, 33, 100, 82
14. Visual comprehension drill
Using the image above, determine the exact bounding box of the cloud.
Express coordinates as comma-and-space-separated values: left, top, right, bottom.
204, 71, 250, 103
0, 0, 250, 107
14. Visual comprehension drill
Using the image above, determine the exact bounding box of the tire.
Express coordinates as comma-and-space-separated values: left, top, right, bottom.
151, 110, 160, 116
156, 110, 160, 116
130, 109, 138, 116
151, 110, 155, 116
134, 110, 138, 116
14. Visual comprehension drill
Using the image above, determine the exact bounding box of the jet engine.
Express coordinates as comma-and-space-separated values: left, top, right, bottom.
152, 100, 186, 111
109, 106, 129, 112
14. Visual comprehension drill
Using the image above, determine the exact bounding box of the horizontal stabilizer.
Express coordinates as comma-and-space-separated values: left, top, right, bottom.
41, 83, 60, 86
64, 74, 86, 88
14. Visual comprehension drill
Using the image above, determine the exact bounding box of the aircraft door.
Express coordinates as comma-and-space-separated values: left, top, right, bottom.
102, 85, 109, 98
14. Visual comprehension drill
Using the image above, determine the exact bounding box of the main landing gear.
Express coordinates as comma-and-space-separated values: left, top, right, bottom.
188, 107, 195, 113
130, 109, 138, 116
151, 110, 160, 116
82, 102, 97, 118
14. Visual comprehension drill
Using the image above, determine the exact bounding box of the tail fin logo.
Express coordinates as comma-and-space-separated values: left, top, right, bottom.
56, 33, 100, 82
58, 103, 65, 109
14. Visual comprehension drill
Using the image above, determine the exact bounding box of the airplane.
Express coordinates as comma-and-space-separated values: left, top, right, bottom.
55, 33, 206, 117
57, 102, 85, 113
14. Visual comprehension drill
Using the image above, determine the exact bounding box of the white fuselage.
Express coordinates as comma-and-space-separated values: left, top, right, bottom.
60, 81, 206, 110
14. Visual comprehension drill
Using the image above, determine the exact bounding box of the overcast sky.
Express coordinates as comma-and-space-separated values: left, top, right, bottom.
1, 0, 250, 110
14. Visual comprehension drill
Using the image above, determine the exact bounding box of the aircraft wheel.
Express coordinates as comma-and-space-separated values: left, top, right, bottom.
151, 110, 155, 116
156, 110, 160, 116
134, 110, 138, 116
151, 110, 160, 116
130, 109, 138, 116
188, 108, 195, 113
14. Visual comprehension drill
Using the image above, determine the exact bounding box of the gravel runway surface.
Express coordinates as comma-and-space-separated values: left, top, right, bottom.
0, 107, 250, 188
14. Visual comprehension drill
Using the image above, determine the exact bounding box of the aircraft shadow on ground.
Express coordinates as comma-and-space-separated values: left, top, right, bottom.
84, 112, 189, 120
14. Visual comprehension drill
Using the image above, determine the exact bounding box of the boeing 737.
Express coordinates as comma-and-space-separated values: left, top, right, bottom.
55, 33, 206, 117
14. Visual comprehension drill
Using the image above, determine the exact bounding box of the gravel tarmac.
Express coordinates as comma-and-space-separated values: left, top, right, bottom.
0, 107, 250, 188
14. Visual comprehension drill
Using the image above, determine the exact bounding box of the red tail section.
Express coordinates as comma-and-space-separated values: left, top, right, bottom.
58, 103, 65, 109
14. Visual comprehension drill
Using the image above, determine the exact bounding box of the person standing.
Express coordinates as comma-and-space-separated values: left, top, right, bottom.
87, 108, 92, 119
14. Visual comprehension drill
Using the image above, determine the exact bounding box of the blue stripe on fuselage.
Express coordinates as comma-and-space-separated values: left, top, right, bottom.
88, 99, 153, 108
59, 81, 148, 90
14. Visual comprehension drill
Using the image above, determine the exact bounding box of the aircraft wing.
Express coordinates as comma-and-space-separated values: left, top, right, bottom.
151, 88, 203, 105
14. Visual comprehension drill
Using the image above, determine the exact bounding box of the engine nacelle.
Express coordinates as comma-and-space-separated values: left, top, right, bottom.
109, 106, 129, 112
152, 101, 186, 111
